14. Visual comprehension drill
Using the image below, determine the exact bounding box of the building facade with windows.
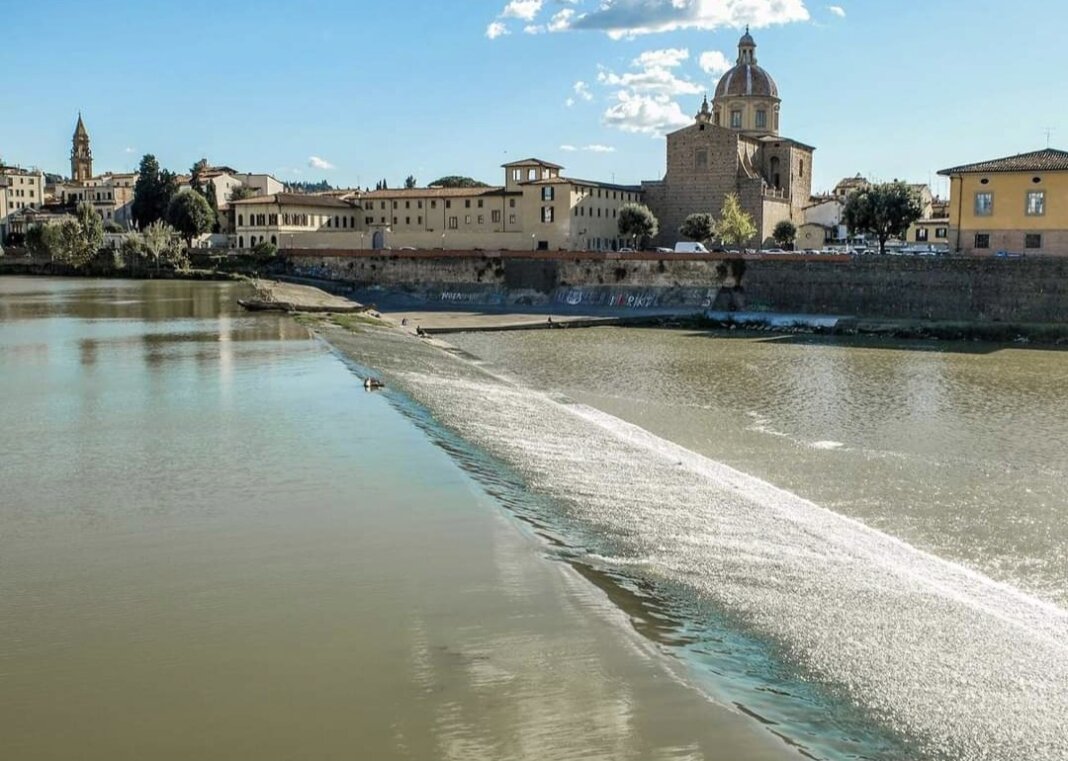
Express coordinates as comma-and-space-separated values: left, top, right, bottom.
0, 164, 46, 242
58, 172, 137, 227
939, 148, 1068, 255
231, 193, 360, 249
642, 30, 815, 248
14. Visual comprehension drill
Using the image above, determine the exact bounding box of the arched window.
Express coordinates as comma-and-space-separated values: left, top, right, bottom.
770, 157, 781, 189
334, 215, 340, 227
270, 235, 277, 245
238, 214, 244, 226
238, 236, 244, 248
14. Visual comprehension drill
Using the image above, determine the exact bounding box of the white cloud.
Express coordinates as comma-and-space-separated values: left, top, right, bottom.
560, 143, 617, 153
603, 91, 690, 135
123, 147, 135, 154
548, 8, 575, 31
632, 47, 689, 69
828, 5, 845, 17
569, 0, 810, 39
574, 80, 594, 100
698, 50, 731, 75
501, 0, 543, 21
308, 156, 335, 170
486, 20, 510, 39
565, 97, 576, 107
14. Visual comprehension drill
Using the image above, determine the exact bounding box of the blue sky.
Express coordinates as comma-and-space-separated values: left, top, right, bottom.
2, 0, 1066, 198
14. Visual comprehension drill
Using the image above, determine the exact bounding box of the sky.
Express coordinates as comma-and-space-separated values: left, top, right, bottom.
2, 0, 1067, 198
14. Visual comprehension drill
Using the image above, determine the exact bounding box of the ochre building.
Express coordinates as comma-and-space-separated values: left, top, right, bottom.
643, 29, 815, 247
939, 148, 1068, 256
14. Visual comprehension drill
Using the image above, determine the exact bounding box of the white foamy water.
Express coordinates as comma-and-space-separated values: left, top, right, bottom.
389, 361, 1068, 761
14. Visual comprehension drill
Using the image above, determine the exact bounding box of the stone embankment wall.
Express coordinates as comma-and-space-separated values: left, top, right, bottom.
282, 249, 1068, 322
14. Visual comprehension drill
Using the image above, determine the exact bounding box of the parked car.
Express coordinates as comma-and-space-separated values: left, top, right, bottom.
618, 247, 636, 253
674, 241, 710, 253
655, 246, 674, 253
762, 247, 787, 254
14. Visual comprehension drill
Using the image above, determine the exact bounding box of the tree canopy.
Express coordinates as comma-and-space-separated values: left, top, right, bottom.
131, 155, 179, 228
428, 176, 490, 188
229, 185, 257, 202
404, 175, 417, 189
772, 219, 797, 249
166, 191, 214, 245
617, 203, 659, 247
715, 193, 757, 247
679, 213, 715, 244
842, 181, 924, 254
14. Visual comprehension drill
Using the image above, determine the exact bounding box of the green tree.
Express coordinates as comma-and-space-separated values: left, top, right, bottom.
54, 203, 104, 269
679, 213, 715, 244
25, 224, 63, 260
428, 176, 490, 188
404, 175, 417, 189
772, 219, 797, 249
131, 155, 180, 228
252, 240, 278, 258
205, 180, 220, 232
229, 185, 256, 202
716, 193, 757, 248
190, 158, 210, 195
842, 181, 924, 255
617, 203, 659, 248
139, 219, 181, 270
166, 191, 214, 246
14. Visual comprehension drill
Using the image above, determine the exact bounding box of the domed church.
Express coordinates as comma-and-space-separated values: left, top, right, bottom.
643, 29, 815, 247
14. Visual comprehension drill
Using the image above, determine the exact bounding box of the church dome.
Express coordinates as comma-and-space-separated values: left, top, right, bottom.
714, 63, 778, 98
713, 28, 779, 99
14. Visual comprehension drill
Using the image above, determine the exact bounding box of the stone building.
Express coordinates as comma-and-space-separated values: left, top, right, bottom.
71, 113, 93, 182
0, 163, 45, 242
643, 29, 815, 247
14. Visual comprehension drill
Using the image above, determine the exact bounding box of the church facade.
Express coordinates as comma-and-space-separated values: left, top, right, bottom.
643, 30, 815, 247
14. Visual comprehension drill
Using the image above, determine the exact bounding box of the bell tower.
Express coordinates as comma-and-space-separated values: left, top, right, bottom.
71, 113, 93, 182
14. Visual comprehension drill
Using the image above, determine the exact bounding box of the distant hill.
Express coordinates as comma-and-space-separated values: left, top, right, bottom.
284, 179, 335, 193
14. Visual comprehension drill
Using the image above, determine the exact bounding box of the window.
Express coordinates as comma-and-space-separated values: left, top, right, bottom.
465, 199, 471, 208
448, 216, 458, 229
268, 213, 278, 225
393, 217, 397, 224
431, 200, 437, 209
417, 216, 422, 224
975, 192, 993, 216
418, 201, 423, 209
238, 214, 244, 226
695, 149, 708, 170
730, 110, 742, 128
365, 216, 373, 225
935, 227, 947, 238
974, 233, 990, 249
1026, 190, 1045, 216
542, 186, 555, 201
380, 202, 386, 210
392, 201, 398, 209
405, 217, 410, 225
528, 169, 537, 181
492, 210, 501, 223
464, 215, 471, 224
916, 227, 928, 242
509, 198, 516, 208
512, 169, 521, 181
477, 215, 484, 224
756, 110, 767, 128
380, 216, 386, 223
542, 206, 554, 223
446, 200, 452, 209
509, 214, 517, 224
334, 215, 340, 226
1025, 233, 1042, 249
477, 199, 483, 208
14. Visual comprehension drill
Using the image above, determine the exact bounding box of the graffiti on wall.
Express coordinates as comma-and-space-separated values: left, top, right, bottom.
553, 287, 720, 309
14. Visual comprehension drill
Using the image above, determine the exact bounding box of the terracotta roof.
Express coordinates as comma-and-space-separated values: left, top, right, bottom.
358, 186, 512, 200
938, 148, 1068, 175
230, 193, 354, 208
526, 176, 642, 192
501, 158, 564, 169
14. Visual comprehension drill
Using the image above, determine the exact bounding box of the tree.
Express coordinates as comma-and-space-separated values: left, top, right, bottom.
252, 240, 278, 258
716, 193, 757, 248
842, 181, 924, 255
230, 185, 257, 202
679, 213, 715, 244
404, 175, 417, 189
54, 203, 104, 269
139, 220, 181, 270
772, 220, 797, 249
131, 155, 180, 228
25, 224, 62, 260
428, 176, 490, 188
190, 158, 210, 196
166, 191, 214, 246
617, 203, 659, 248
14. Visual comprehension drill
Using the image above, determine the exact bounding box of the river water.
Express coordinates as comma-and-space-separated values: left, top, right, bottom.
0, 278, 787, 761
4, 278, 1067, 761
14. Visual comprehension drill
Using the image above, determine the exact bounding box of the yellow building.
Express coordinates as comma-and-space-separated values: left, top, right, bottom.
231, 193, 359, 249
939, 148, 1068, 255
1, 163, 45, 242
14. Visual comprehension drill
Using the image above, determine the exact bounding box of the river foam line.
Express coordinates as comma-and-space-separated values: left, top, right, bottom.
320, 325, 1068, 761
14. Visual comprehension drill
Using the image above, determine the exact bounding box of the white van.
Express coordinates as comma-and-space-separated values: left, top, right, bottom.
674, 242, 710, 254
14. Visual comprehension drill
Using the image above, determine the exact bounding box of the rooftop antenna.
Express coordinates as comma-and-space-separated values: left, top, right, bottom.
1043, 127, 1054, 147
